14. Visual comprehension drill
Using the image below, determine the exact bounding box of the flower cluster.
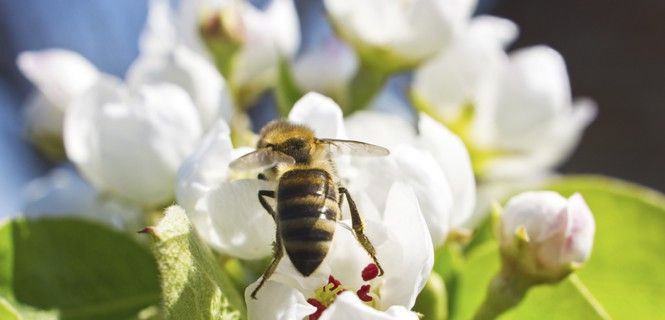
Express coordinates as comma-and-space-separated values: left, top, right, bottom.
13, 0, 601, 319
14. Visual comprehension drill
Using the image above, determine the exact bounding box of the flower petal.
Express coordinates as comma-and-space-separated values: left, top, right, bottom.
501, 191, 569, 243
352, 146, 452, 245
563, 193, 595, 264
205, 179, 276, 259
138, 0, 177, 55
288, 92, 346, 139
17, 49, 99, 109
467, 15, 519, 48
492, 46, 572, 150
245, 279, 315, 320
418, 114, 476, 228
128, 45, 233, 128
293, 36, 358, 95
320, 291, 419, 320
21, 166, 142, 230
64, 79, 202, 207
376, 182, 434, 310
345, 111, 416, 149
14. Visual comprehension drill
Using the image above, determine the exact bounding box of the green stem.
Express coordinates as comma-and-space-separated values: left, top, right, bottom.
473, 267, 534, 320
346, 60, 390, 115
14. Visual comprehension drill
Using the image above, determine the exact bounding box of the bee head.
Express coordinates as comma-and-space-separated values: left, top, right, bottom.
257, 120, 316, 164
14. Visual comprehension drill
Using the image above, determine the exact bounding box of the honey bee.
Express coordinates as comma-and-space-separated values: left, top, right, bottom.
230, 120, 389, 299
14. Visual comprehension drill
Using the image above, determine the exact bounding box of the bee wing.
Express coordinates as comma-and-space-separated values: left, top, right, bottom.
319, 139, 390, 157
229, 148, 296, 170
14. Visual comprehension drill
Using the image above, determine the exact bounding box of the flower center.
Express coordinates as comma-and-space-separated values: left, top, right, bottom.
306, 264, 381, 320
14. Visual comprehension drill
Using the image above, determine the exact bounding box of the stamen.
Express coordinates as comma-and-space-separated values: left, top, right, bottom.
328, 275, 341, 290
307, 299, 326, 320
356, 284, 373, 302
362, 263, 380, 281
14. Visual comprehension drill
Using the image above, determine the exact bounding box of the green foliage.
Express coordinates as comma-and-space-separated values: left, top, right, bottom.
446, 175, 665, 319
0, 217, 160, 319
546, 176, 665, 319
146, 206, 244, 320
454, 243, 608, 320
0, 296, 59, 320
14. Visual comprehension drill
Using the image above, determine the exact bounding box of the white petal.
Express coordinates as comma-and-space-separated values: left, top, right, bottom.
245, 279, 315, 320
483, 98, 596, 180
377, 182, 434, 310
175, 119, 235, 249
232, 0, 300, 92
21, 166, 142, 230
491, 46, 572, 150
288, 92, 346, 139
139, 0, 177, 55
563, 193, 595, 264
413, 30, 507, 121
17, 49, 99, 109
128, 45, 233, 127
345, 111, 416, 149
64, 79, 202, 207
353, 146, 452, 245
418, 114, 476, 228
205, 179, 276, 259
176, 119, 233, 215
501, 191, 569, 243
320, 292, 419, 320
265, 0, 300, 57
467, 15, 519, 48
23, 92, 64, 138
293, 36, 358, 95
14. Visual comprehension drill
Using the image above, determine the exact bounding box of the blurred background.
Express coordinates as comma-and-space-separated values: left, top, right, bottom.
1, 0, 663, 218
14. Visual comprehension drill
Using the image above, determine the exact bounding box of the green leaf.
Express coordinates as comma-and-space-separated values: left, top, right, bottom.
0, 296, 20, 320
274, 58, 304, 117
0, 217, 161, 319
544, 175, 665, 319
454, 243, 608, 320
146, 206, 244, 320
0, 295, 59, 320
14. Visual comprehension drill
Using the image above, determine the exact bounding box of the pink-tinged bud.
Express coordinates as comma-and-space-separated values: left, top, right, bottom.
499, 191, 595, 281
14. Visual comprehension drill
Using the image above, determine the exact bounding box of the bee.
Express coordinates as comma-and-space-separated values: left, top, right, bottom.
230, 120, 389, 299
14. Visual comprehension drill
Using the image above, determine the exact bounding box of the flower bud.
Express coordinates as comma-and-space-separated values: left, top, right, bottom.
499, 191, 595, 282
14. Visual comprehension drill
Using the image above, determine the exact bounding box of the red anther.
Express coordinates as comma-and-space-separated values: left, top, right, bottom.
362, 263, 379, 281
307, 298, 326, 320
356, 285, 373, 302
327, 275, 342, 290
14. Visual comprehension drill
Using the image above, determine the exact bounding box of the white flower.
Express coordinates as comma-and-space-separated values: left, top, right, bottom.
499, 191, 595, 280
292, 36, 358, 98
413, 17, 596, 180
128, 0, 234, 128
16, 49, 100, 156
21, 166, 142, 230
64, 77, 202, 208
176, 92, 475, 254
245, 183, 432, 320
345, 111, 476, 244
193, 0, 300, 105
324, 0, 476, 69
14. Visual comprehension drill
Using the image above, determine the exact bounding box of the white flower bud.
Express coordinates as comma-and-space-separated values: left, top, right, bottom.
499, 191, 595, 281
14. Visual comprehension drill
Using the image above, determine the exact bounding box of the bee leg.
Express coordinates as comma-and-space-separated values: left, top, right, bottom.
258, 190, 276, 220
250, 227, 283, 299
339, 187, 384, 276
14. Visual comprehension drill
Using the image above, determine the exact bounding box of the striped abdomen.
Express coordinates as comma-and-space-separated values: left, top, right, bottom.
277, 168, 339, 276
